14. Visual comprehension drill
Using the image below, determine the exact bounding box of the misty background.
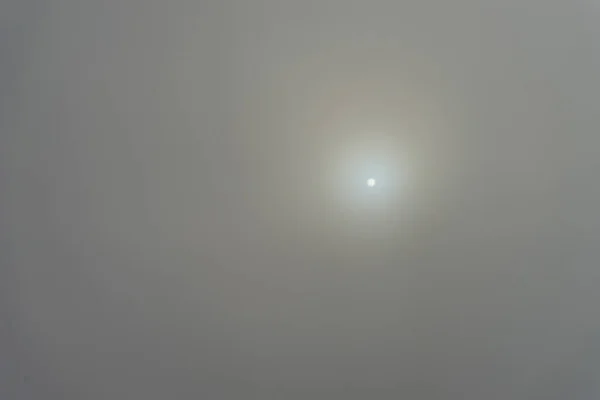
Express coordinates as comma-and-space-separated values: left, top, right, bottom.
2, 1, 600, 399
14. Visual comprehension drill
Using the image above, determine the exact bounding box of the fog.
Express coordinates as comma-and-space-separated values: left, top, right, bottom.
2, 1, 600, 398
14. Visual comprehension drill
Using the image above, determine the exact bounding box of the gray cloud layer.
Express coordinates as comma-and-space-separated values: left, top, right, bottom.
2, 1, 600, 399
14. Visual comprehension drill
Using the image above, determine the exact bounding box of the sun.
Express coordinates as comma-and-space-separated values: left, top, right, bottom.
367, 178, 377, 187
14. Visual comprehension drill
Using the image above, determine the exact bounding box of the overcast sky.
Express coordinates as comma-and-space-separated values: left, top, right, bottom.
2, 1, 600, 399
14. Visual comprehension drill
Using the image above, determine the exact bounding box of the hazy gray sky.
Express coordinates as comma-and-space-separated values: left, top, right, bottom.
2, 1, 600, 398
